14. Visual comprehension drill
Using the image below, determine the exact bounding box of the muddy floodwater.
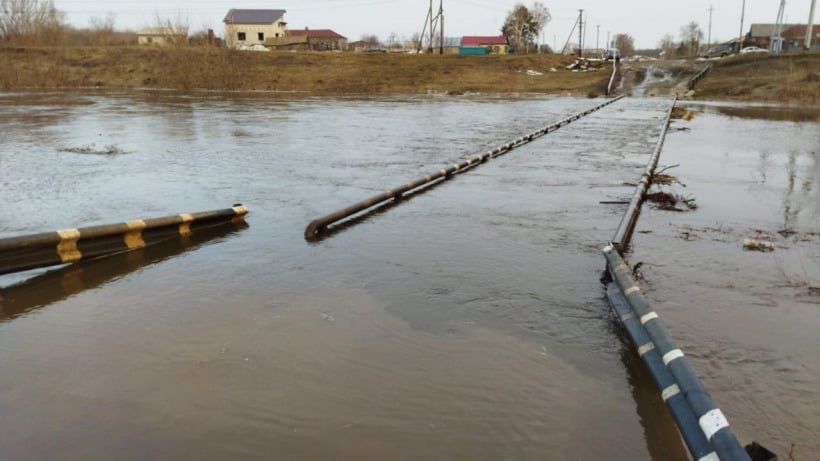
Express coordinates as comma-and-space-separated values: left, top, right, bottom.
0, 92, 817, 460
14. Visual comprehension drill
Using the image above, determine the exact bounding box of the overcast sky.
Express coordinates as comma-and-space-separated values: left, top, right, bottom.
55, 0, 817, 49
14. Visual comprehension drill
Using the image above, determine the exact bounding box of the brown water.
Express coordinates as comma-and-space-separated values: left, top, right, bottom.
0, 91, 816, 460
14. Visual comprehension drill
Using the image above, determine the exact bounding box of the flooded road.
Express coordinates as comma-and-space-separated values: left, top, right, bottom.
0, 92, 817, 460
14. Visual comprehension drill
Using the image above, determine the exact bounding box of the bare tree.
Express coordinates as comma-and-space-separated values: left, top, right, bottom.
386, 31, 401, 50
658, 34, 676, 58
0, 0, 64, 44
614, 33, 635, 57
88, 12, 115, 45
152, 10, 189, 44
359, 33, 381, 50
502, 4, 538, 52
529, 1, 551, 51
680, 21, 703, 58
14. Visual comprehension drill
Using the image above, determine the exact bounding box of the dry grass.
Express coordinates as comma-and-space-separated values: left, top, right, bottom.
694, 52, 820, 104
0, 46, 610, 95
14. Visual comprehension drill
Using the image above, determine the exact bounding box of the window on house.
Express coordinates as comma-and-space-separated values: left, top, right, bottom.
275, 33, 280, 38
238, 32, 246, 41
258, 32, 264, 41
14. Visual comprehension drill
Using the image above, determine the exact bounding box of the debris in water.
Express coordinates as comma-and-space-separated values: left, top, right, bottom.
743, 239, 775, 252
777, 228, 797, 237
59, 144, 128, 155
679, 231, 698, 241
645, 191, 697, 211
631, 262, 644, 280
526, 69, 543, 76
652, 173, 681, 186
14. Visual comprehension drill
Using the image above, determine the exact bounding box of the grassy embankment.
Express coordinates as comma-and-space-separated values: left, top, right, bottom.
692, 52, 820, 104
0, 46, 610, 95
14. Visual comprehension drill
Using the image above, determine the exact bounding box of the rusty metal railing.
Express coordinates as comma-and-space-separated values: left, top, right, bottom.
688, 65, 711, 90
305, 96, 626, 239
611, 95, 677, 251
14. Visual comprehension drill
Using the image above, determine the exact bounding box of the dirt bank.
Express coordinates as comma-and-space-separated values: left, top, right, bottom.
690, 53, 820, 104
619, 53, 820, 104
0, 46, 609, 95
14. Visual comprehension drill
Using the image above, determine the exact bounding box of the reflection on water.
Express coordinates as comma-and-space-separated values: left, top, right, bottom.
0, 91, 817, 459
0, 223, 248, 322
715, 105, 820, 122
633, 104, 819, 458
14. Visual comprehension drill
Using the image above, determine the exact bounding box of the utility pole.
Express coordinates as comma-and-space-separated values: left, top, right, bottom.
772, 0, 786, 53
707, 5, 714, 48
596, 24, 600, 56
427, 0, 434, 53
439, 0, 444, 54
739, 0, 746, 51
807, 0, 817, 49
578, 9, 584, 57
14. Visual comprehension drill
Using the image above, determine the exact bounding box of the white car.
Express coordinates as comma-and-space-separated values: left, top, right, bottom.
740, 46, 769, 54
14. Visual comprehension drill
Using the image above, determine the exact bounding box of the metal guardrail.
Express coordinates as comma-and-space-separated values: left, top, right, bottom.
603, 246, 752, 461
689, 65, 711, 90
0, 205, 249, 276
603, 96, 775, 460
305, 96, 626, 238
611, 95, 677, 251
606, 281, 714, 459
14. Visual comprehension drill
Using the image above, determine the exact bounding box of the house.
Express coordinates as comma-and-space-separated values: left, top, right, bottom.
460, 36, 509, 55
137, 28, 187, 45
781, 25, 820, 49
745, 23, 818, 50
288, 28, 348, 51
223, 9, 287, 48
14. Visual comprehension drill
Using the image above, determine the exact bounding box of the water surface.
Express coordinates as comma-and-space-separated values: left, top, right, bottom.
0, 91, 817, 459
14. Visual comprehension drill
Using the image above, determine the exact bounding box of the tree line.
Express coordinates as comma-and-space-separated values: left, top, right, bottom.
0, 0, 196, 46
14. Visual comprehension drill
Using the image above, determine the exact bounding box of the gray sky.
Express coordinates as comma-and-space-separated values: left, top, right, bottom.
55, 0, 817, 49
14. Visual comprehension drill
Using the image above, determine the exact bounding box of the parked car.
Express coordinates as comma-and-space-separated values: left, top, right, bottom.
699, 44, 733, 59
740, 46, 769, 54
603, 48, 620, 62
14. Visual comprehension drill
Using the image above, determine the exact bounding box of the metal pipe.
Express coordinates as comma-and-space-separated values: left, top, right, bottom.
606, 283, 715, 460
603, 246, 751, 461
611, 95, 677, 251
305, 96, 626, 238
606, 60, 619, 96
0, 205, 249, 276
